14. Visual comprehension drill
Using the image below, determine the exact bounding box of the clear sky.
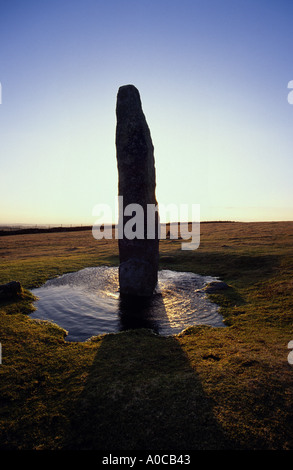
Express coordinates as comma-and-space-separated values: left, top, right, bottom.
0, 0, 292, 225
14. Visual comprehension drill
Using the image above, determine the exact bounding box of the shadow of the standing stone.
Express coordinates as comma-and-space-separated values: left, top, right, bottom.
66, 326, 235, 450
118, 291, 171, 334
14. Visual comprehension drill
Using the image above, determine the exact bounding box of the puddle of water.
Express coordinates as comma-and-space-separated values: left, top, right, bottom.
30, 267, 225, 341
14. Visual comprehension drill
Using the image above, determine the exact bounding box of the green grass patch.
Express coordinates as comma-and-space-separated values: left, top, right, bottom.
0, 223, 292, 450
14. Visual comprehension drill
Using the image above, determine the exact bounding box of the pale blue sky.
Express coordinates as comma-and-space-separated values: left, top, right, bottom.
0, 0, 292, 224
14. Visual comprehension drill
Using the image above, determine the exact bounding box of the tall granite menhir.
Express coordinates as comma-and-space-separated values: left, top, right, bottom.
116, 85, 159, 297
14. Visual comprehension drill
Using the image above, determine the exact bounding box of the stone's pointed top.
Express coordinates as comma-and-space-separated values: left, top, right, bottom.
118, 84, 139, 94
116, 85, 142, 116
119, 83, 137, 90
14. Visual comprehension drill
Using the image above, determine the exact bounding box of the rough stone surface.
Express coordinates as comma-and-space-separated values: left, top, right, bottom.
0, 281, 22, 300
204, 281, 229, 293
116, 84, 159, 297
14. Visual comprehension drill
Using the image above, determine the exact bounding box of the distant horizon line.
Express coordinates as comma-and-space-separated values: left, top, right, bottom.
1, 219, 293, 228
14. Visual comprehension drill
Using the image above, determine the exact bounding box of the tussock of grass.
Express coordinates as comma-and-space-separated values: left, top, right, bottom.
0, 222, 292, 450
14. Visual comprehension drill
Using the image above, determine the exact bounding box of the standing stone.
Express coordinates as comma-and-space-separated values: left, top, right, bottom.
116, 85, 159, 297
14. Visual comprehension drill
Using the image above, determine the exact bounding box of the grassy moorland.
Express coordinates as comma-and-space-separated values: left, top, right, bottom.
0, 221, 292, 450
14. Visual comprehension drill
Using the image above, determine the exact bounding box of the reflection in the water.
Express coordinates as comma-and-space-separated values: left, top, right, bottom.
119, 292, 169, 334
30, 267, 225, 341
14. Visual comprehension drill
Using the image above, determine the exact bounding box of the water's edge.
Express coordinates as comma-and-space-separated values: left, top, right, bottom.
30, 267, 225, 342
